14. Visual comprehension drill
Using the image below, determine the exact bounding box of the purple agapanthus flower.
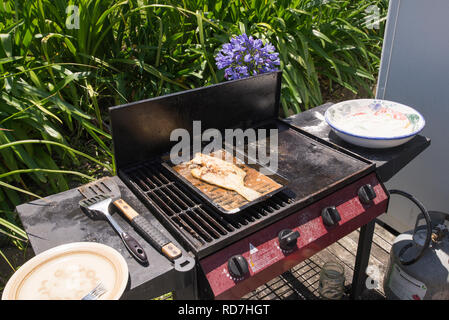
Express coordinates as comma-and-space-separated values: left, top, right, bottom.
215, 34, 280, 80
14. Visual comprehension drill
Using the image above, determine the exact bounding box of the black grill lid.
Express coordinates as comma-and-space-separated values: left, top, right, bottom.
109, 71, 282, 171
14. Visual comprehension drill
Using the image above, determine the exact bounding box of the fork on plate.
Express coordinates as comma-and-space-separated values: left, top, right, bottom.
81, 282, 107, 300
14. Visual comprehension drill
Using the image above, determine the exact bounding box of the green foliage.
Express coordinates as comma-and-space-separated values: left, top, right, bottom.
0, 0, 388, 253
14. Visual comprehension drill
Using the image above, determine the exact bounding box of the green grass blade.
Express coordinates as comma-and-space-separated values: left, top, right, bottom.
0, 139, 112, 172
0, 180, 42, 199
0, 168, 95, 181
0, 215, 27, 240
0, 249, 15, 272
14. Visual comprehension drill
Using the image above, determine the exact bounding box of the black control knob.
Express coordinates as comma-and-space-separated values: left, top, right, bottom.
278, 229, 300, 251
358, 184, 376, 204
227, 255, 249, 278
321, 206, 341, 227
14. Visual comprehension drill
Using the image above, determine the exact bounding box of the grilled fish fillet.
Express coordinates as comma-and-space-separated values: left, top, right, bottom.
189, 153, 261, 201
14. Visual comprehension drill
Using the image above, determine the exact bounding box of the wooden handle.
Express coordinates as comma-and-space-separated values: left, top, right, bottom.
113, 198, 183, 261
113, 199, 139, 220
162, 243, 182, 260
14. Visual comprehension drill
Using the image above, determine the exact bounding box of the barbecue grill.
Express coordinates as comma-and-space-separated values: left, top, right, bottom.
109, 71, 389, 299
15, 71, 430, 300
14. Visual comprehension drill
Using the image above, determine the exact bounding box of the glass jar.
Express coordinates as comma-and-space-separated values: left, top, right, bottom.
319, 261, 345, 300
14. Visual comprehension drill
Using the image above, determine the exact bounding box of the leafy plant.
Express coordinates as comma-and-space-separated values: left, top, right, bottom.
0, 0, 388, 276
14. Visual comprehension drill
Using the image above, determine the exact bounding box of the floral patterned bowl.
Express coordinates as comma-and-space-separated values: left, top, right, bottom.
324, 99, 425, 149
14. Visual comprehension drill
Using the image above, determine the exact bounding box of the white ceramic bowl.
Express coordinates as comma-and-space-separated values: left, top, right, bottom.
324, 99, 425, 149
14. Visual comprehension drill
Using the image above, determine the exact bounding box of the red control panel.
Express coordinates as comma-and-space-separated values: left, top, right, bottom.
199, 172, 389, 299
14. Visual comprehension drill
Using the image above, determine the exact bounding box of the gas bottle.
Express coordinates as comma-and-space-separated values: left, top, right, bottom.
383, 191, 449, 300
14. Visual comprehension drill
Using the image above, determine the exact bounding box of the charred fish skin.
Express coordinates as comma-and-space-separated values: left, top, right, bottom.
189, 153, 261, 201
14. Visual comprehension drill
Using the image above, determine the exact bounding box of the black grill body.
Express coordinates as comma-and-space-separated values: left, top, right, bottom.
110, 72, 374, 259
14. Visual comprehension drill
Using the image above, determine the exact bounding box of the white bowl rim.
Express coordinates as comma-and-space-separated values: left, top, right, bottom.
324, 99, 426, 140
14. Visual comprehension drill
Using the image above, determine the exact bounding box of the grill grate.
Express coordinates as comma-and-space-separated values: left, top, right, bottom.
120, 161, 295, 258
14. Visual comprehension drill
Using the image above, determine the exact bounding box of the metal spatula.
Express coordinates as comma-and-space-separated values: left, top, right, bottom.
79, 194, 148, 265
78, 178, 182, 261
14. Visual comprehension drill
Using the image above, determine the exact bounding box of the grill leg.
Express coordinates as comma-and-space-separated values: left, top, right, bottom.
350, 220, 375, 300
173, 262, 199, 300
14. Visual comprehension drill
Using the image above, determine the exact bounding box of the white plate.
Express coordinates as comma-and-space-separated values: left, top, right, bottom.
2, 242, 129, 300
324, 99, 425, 148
